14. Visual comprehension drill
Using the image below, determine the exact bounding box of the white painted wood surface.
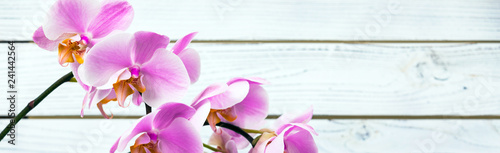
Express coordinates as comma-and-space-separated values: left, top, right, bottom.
1, 0, 500, 41
1, 119, 500, 153
1, 0, 500, 152
1, 43, 500, 116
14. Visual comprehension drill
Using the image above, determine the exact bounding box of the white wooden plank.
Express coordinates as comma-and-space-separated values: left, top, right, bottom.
1, 0, 500, 41
1, 119, 500, 152
0, 43, 500, 116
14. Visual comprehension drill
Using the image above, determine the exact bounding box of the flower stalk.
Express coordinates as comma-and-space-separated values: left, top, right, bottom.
0, 72, 74, 141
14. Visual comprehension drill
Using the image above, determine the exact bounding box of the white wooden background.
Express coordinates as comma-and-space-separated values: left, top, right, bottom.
1, 0, 500, 152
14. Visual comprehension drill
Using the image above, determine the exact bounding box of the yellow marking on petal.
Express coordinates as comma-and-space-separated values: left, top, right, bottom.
219, 107, 237, 122
130, 134, 160, 153
97, 99, 116, 119
57, 38, 87, 66
113, 80, 135, 107
207, 110, 221, 131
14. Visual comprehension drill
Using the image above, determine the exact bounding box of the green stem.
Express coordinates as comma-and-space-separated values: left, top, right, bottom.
204, 121, 256, 147
203, 143, 222, 152
243, 128, 263, 134
0, 72, 73, 141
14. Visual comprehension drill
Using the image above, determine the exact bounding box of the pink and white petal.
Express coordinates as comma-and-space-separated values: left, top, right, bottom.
78, 32, 134, 87
230, 84, 268, 127
132, 91, 143, 106
283, 127, 318, 153
228, 77, 269, 85
157, 118, 203, 153
190, 101, 210, 132
132, 31, 170, 64
70, 63, 89, 91
33, 27, 76, 51
191, 83, 228, 108
90, 88, 114, 108
277, 124, 317, 137
87, 0, 134, 39
43, 0, 100, 40
177, 48, 200, 84
208, 128, 225, 147
153, 102, 196, 130
171, 32, 197, 55
110, 136, 121, 153
140, 49, 190, 107
134, 133, 151, 145
208, 80, 250, 109
274, 106, 313, 129
265, 132, 285, 153
225, 140, 238, 153
116, 111, 157, 152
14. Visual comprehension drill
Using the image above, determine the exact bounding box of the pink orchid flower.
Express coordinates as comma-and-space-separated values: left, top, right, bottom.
191, 77, 269, 149
208, 128, 238, 153
78, 32, 200, 118
250, 107, 318, 153
78, 31, 199, 114
110, 102, 208, 153
191, 77, 269, 130
33, 0, 134, 67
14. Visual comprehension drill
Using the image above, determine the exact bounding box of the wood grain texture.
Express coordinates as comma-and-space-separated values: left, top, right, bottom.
1, 0, 500, 41
1, 119, 500, 153
0, 43, 499, 116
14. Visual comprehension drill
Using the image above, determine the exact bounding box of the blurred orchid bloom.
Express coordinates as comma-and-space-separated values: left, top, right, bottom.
78, 32, 200, 118
191, 77, 269, 131
79, 31, 198, 114
110, 102, 208, 153
208, 128, 238, 153
250, 107, 318, 153
33, 0, 134, 67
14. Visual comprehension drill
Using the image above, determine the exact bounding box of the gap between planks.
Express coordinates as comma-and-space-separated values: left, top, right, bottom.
3, 40, 500, 44
1, 115, 500, 120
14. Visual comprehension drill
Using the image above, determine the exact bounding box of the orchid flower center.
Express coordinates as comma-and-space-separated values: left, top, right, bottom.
58, 38, 87, 66
207, 107, 238, 129
112, 66, 146, 107
130, 139, 159, 153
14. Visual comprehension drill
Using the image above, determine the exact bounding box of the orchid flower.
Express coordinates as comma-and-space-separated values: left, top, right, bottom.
110, 102, 208, 153
33, 0, 134, 67
250, 107, 318, 153
208, 128, 238, 153
190, 77, 269, 149
79, 31, 198, 117
191, 77, 269, 130
78, 32, 200, 118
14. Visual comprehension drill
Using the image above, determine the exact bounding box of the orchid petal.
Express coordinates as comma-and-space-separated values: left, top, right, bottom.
132, 91, 143, 106
157, 118, 203, 153
171, 32, 197, 55
230, 84, 268, 127
43, 0, 100, 40
87, 0, 134, 39
209, 80, 250, 109
265, 132, 285, 153
190, 101, 210, 132
153, 102, 195, 130
140, 49, 190, 107
132, 31, 170, 64
78, 32, 134, 87
228, 77, 269, 85
191, 83, 228, 108
177, 48, 201, 84
33, 27, 76, 51
115, 111, 157, 152
283, 127, 318, 153
274, 106, 313, 129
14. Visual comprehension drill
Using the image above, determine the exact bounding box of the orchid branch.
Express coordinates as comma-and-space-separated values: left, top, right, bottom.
0, 71, 74, 141
204, 121, 256, 147
203, 143, 222, 152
